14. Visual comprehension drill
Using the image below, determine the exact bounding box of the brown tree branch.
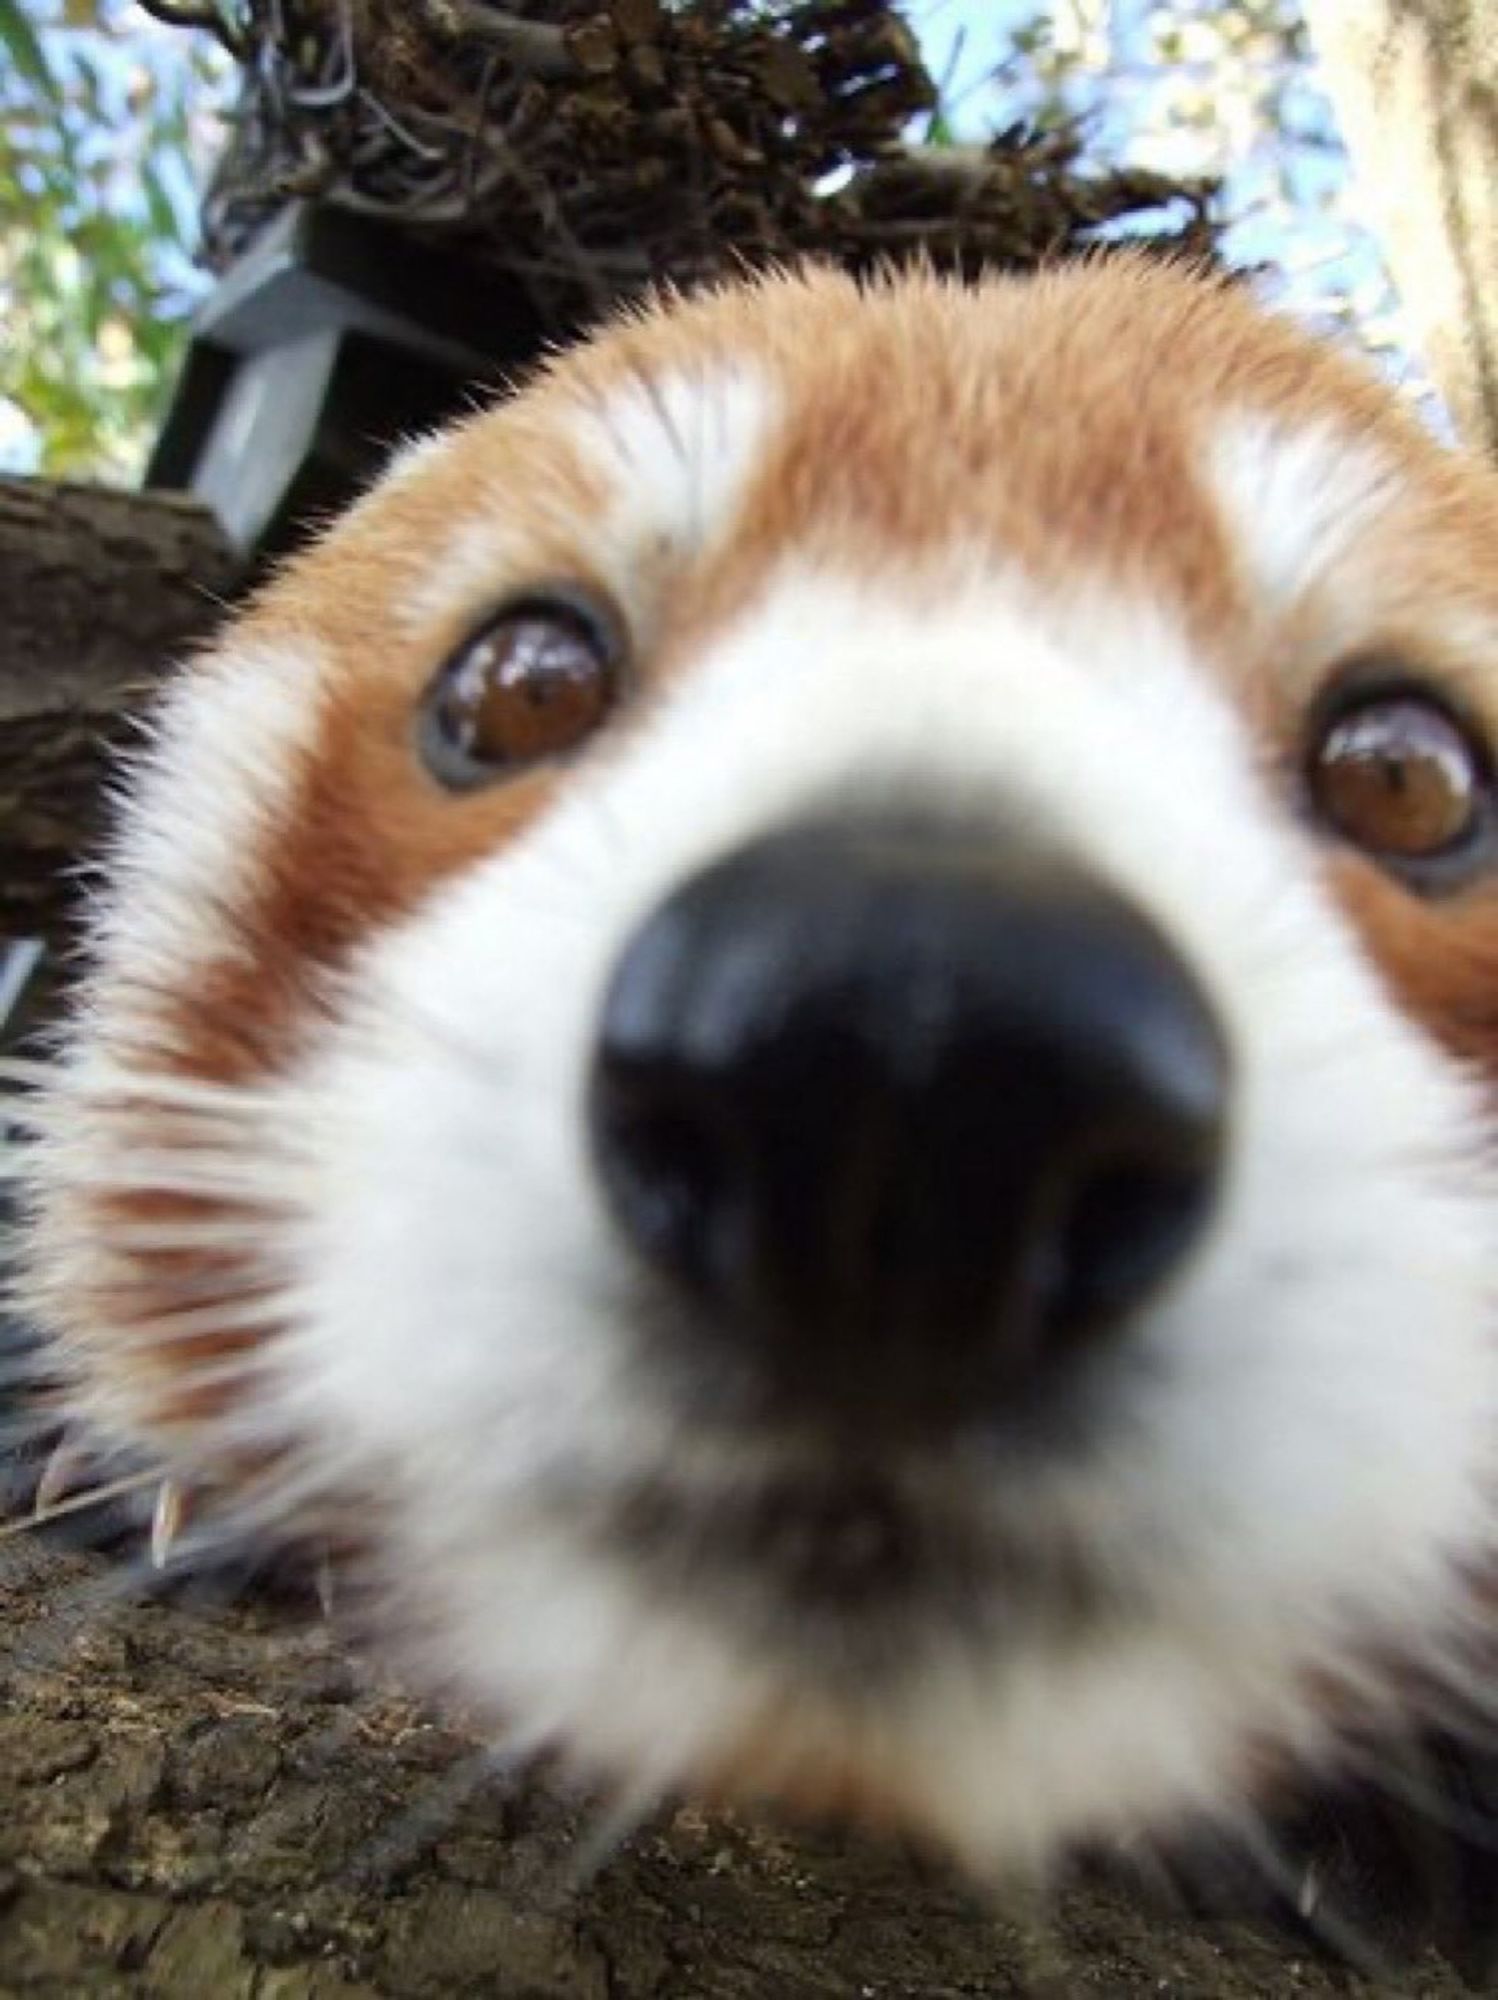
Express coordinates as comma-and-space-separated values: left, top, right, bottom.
435, 3, 600, 80
0, 478, 241, 947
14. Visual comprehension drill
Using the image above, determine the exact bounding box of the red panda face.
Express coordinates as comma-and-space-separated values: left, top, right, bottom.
18, 258, 1498, 1874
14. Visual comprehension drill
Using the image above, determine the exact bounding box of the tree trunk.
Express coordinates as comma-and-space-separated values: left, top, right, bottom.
1304, 0, 1498, 459
0, 478, 241, 947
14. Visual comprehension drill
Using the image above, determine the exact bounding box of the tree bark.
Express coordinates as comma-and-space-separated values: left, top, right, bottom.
0, 478, 241, 947
1304, 0, 1498, 458
0, 1544, 1476, 1999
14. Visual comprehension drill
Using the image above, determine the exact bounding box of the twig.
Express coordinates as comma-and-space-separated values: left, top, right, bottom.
135, 0, 248, 57
438, 3, 579, 81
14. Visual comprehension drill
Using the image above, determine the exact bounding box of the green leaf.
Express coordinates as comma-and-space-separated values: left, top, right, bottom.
0, 0, 62, 108
140, 156, 183, 252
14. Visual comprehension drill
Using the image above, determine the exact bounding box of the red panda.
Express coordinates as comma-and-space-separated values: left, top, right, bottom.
13, 256, 1498, 1884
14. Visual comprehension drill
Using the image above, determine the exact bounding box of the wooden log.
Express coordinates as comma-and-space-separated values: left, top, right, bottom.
0, 1542, 1478, 1997
0, 478, 241, 946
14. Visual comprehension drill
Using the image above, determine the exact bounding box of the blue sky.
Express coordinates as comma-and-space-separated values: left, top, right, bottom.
910, 0, 1024, 108
906, 2, 1420, 402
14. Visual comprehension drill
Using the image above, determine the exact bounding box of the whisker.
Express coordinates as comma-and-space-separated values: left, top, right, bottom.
0, 1336, 66, 1393
111, 1292, 297, 1344
37, 1156, 304, 1203
150, 1477, 191, 1570
2, 1096, 289, 1143
1336, 1733, 1498, 1853
564, 1773, 665, 1891
82, 1219, 294, 1254
0, 1055, 57, 1092
31, 1427, 96, 1513
0, 1059, 282, 1122
165, 1451, 338, 1546
1393, 1672, 1498, 1765
377, 988, 517, 1096
46, 1266, 288, 1316
97, 1356, 279, 1415
345, 1740, 539, 1887
0, 1428, 69, 1486
16, 1125, 306, 1170
0, 1467, 166, 1543
1106, 1824, 1199, 1918
1231, 1810, 1395, 1982
10, 1123, 301, 1171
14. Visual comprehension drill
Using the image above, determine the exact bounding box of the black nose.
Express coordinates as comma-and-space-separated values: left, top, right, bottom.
588, 819, 1229, 1425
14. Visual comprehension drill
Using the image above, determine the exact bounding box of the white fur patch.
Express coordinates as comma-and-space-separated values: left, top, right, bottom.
245, 560, 1496, 1872
399, 513, 540, 636
1208, 413, 1404, 616
400, 363, 775, 641
581, 363, 774, 620
87, 636, 325, 1016
18, 635, 327, 1440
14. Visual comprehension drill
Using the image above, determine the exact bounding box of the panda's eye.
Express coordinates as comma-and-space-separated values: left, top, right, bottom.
419, 588, 622, 790
1307, 684, 1494, 888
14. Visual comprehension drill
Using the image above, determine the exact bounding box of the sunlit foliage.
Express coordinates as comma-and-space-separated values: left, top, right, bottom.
0, 0, 229, 477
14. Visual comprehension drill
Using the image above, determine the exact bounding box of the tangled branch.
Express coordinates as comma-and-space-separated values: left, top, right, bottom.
164, 2, 1218, 334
